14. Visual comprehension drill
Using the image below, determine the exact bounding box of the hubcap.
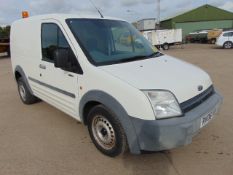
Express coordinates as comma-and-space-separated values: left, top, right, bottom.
225, 42, 232, 49
19, 84, 26, 101
92, 115, 116, 150
164, 45, 168, 50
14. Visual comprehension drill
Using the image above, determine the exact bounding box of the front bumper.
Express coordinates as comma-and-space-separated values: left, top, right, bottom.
130, 91, 223, 152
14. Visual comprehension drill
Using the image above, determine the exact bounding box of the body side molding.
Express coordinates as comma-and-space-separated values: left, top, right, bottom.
28, 77, 76, 99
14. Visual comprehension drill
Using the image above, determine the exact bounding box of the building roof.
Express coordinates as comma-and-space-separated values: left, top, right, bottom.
137, 18, 156, 22
162, 4, 233, 23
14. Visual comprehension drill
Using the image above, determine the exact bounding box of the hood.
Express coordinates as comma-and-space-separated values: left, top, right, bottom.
100, 55, 212, 103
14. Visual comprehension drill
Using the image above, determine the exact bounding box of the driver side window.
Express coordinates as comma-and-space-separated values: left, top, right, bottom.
41, 23, 57, 62
41, 23, 74, 62
41, 23, 81, 74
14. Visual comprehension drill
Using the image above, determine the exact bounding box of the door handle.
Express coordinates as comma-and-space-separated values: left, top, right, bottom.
39, 64, 46, 69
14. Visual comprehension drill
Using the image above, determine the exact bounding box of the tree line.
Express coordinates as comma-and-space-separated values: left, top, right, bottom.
0, 26, 11, 38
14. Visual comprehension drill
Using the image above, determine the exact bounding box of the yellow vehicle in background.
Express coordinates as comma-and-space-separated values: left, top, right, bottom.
208, 29, 222, 44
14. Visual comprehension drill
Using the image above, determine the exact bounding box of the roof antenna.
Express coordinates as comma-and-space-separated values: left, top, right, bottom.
89, 0, 104, 18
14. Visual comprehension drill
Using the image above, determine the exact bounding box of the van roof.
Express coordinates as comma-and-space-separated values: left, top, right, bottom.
14, 13, 126, 24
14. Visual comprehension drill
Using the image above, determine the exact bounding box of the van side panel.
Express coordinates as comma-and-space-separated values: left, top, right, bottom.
11, 19, 42, 84
11, 19, 80, 119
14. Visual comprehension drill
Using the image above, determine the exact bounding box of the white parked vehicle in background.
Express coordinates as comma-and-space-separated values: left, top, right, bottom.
11, 14, 222, 157
142, 29, 182, 50
216, 30, 233, 49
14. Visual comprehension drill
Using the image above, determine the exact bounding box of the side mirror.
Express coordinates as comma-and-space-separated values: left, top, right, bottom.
54, 48, 69, 69
54, 48, 83, 74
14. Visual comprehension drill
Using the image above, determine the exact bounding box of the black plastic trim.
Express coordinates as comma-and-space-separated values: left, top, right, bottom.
180, 85, 214, 113
28, 77, 75, 98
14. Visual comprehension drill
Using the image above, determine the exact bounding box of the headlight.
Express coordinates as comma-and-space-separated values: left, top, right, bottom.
143, 90, 182, 119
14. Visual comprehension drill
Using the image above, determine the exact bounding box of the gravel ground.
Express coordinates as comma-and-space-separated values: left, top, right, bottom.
0, 44, 232, 175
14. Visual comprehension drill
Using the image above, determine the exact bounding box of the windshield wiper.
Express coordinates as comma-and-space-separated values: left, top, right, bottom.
118, 55, 148, 63
146, 52, 163, 58
118, 52, 163, 63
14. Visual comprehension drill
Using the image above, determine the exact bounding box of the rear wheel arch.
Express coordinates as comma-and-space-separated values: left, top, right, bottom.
14, 66, 34, 95
17, 77, 40, 104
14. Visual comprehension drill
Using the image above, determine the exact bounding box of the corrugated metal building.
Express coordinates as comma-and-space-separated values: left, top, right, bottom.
160, 4, 233, 38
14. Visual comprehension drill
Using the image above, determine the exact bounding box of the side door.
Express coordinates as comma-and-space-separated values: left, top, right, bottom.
33, 21, 82, 118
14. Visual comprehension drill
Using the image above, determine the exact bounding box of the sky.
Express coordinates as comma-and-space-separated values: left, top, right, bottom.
0, 0, 233, 26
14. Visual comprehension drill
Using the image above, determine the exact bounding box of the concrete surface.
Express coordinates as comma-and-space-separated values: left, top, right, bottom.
0, 44, 232, 175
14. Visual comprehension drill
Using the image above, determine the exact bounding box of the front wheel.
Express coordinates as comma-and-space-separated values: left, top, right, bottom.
223, 41, 233, 49
87, 105, 128, 157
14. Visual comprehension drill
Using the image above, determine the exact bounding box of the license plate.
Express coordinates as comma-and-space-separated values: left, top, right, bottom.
200, 108, 217, 128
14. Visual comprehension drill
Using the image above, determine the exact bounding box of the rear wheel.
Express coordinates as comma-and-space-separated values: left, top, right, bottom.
162, 43, 169, 50
87, 105, 128, 157
17, 77, 39, 104
211, 38, 216, 44
223, 41, 233, 49
7, 47, 10, 57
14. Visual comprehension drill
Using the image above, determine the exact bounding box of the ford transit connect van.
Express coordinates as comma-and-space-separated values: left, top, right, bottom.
11, 14, 223, 157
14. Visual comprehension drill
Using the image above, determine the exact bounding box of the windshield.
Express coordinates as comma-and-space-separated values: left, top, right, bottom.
66, 19, 160, 66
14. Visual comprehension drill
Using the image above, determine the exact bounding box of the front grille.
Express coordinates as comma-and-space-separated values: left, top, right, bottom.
180, 85, 214, 113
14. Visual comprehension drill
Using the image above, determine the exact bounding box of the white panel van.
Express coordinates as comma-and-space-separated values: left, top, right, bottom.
11, 14, 223, 157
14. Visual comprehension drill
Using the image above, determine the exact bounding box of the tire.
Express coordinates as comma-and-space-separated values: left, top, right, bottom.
17, 77, 39, 104
162, 43, 169, 50
87, 105, 128, 157
211, 38, 216, 44
223, 41, 233, 49
7, 47, 10, 57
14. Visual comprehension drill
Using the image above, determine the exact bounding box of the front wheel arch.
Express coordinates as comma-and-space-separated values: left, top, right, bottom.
79, 90, 141, 154
82, 101, 101, 125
